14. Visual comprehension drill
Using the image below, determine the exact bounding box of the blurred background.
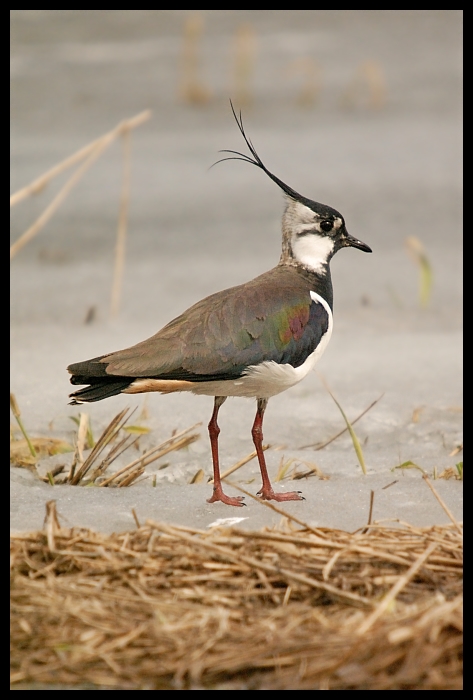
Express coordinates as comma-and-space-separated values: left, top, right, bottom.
11, 10, 462, 326
9, 17, 463, 688
10, 11, 462, 469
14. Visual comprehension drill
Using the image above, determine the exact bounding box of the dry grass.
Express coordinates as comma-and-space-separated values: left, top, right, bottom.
10, 403, 201, 488
405, 236, 434, 308
11, 503, 462, 689
232, 23, 257, 107
178, 14, 212, 104
10, 111, 150, 319
299, 393, 383, 450
10, 110, 150, 258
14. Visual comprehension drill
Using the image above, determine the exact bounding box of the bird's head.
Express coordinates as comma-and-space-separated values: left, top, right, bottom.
215, 102, 372, 275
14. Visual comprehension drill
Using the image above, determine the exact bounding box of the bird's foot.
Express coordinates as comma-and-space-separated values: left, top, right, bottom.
257, 487, 305, 502
207, 486, 246, 507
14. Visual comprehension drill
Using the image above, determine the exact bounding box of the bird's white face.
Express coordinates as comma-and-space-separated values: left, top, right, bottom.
291, 232, 335, 273
286, 201, 343, 273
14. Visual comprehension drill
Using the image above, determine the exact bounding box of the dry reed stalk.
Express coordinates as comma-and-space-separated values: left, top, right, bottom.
69, 409, 133, 485
10, 110, 150, 208
356, 541, 438, 635
10, 393, 36, 459
340, 60, 386, 111
286, 57, 322, 107
10, 110, 151, 259
422, 475, 463, 535
209, 445, 269, 484
96, 423, 201, 488
178, 14, 211, 104
232, 24, 257, 106
300, 394, 383, 450
110, 128, 131, 318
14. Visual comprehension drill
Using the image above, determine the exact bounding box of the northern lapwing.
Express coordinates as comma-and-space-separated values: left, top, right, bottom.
68, 105, 372, 506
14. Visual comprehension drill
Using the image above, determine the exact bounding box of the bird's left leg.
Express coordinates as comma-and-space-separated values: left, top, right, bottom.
253, 398, 304, 502
207, 396, 245, 506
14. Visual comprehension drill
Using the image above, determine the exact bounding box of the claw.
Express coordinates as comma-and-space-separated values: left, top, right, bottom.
207, 487, 246, 507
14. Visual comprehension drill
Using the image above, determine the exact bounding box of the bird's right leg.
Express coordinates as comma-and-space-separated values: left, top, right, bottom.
207, 396, 245, 506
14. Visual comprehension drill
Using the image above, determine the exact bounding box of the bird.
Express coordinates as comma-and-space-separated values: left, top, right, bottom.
67, 104, 372, 507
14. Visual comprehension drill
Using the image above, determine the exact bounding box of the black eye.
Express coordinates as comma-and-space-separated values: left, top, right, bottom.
320, 220, 333, 232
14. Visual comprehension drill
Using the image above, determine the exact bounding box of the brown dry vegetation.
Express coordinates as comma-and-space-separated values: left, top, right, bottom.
11, 503, 462, 690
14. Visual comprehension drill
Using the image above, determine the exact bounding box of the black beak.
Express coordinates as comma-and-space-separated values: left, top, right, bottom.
344, 232, 372, 253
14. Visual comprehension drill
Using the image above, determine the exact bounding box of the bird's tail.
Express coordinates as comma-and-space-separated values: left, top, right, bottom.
68, 378, 133, 405
68, 356, 133, 405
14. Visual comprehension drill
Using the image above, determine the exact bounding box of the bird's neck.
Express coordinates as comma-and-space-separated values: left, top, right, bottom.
278, 258, 334, 311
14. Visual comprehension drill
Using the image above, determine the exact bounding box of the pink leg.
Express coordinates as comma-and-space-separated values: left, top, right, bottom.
253, 398, 304, 502
207, 396, 245, 507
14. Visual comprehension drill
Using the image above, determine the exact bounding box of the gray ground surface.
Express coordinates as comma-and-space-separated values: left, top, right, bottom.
11, 11, 462, 534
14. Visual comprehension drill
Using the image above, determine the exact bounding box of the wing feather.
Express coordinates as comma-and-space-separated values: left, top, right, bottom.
68, 267, 330, 382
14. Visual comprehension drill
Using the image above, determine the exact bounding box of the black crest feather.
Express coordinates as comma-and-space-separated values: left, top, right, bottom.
212, 101, 305, 202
